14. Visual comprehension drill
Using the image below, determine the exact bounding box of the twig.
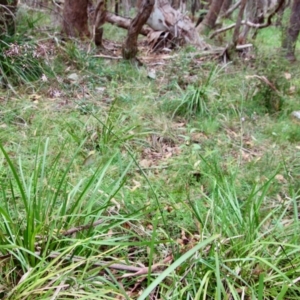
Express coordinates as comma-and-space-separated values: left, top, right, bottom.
245, 75, 280, 93
236, 43, 253, 50
33, 250, 173, 277
121, 255, 173, 278
35, 250, 142, 272
50, 280, 68, 300
61, 219, 105, 236
92, 54, 123, 59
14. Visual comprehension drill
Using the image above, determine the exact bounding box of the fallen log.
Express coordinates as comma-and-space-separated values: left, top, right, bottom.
105, 12, 152, 36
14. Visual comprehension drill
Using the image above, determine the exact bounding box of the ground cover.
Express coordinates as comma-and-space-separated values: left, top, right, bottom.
0, 8, 300, 299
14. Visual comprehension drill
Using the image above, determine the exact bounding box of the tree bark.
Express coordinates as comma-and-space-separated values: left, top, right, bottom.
122, 0, 154, 59
238, 0, 263, 43
93, 0, 106, 47
62, 0, 90, 38
0, 0, 18, 35
220, 0, 241, 19
196, 0, 225, 35
221, 0, 232, 14
282, 0, 300, 61
232, 0, 247, 46
276, 0, 288, 26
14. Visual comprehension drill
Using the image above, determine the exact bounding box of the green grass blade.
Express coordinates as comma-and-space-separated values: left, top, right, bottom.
138, 235, 220, 300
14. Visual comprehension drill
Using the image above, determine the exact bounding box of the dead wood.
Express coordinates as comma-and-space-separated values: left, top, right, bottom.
105, 12, 152, 36
220, 0, 241, 19
93, 54, 123, 59
210, 0, 286, 40
104, 0, 207, 50
61, 219, 104, 236
31, 251, 173, 277
152, 0, 206, 47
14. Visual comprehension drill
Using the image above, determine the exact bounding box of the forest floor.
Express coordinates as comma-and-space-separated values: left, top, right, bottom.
0, 8, 300, 300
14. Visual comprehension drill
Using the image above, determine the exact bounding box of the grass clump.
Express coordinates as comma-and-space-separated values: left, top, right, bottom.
0, 37, 51, 87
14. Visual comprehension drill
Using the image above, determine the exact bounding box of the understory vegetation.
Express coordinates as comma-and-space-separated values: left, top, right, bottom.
0, 7, 300, 300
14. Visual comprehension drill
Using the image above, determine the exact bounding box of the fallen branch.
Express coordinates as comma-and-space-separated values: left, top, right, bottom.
121, 255, 173, 278
1, 249, 173, 277
105, 12, 152, 36
61, 219, 104, 236
211, 0, 286, 39
92, 54, 123, 59
245, 75, 280, 93
220, 0, 241, 19
35, 250, 173, 277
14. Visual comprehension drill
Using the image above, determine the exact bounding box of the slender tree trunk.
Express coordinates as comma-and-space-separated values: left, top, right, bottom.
282, 0, 300, 61
232, 0, 247, 46
276, 0, 289, 27
0, 0, 18, 35
63, 0, 90, 38
123, 0, 130, 17
221, 0, 241, 19
221, 0, 232, 14
191, 0, 201, 19
196, 0, 224, 35
122, 0, 154, 59
238, 0, 263, 44
93, 0, 106, 47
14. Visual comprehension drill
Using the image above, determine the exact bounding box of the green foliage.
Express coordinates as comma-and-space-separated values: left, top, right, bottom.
167, 64, 224, 119
1, 9, 300, 299
251, 59, 290, 114
0, 37, 50, 87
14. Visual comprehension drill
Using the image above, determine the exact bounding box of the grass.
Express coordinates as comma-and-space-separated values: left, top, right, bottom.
0, 4, 300, 299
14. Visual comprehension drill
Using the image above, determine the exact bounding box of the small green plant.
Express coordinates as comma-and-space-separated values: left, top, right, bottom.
172, 64, 224, 119
0, 37, 50, 87
251, 57, 291, 114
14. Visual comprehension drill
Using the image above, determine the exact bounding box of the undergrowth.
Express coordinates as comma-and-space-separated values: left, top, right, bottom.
0, 4, 300, 300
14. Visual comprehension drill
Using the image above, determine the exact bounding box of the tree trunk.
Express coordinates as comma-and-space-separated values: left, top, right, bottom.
275, 0, 287, 27
232, 0, 247, 46
196, 0, 224, 35
238, 0, 263, 44
191, 0, 201, 19
0, 0, 18, 36
122, 0, 154, 59
282, 0, 300, 61
221, 0, 232, 14
62, 0, 90, 38
221, 0, 241, 19
123, 0, 130, 17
